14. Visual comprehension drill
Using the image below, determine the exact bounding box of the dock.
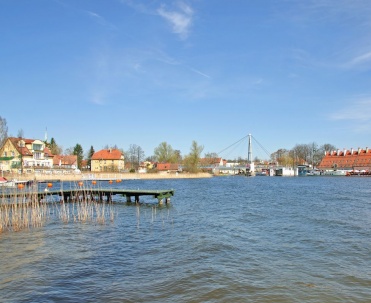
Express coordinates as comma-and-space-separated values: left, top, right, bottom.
1, 188, 175, 204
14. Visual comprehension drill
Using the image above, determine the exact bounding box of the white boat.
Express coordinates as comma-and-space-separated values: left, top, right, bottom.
0, 177, 14, 187
255, 171, 267, 176
306, 169, 322, 176
0, 177, 30, 187
322, 170, 348, 176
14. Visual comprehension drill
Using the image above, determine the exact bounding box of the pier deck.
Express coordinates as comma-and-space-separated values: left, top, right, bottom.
1, 188, 175, 204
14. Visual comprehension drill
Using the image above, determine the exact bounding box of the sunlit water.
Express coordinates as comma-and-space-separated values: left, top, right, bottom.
1, 176, 370, 302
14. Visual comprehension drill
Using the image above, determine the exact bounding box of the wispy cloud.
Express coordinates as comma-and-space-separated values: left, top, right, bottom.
157, 2, 194, 39
188, 67, 211, 79
53, 1, 117, 30
345, 51, 371, 68
330, 98, 371, 121
86, 10, 117, 30
119, 0, 152, 14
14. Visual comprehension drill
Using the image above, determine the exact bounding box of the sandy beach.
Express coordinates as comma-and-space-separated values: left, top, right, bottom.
9, 172, 213, 182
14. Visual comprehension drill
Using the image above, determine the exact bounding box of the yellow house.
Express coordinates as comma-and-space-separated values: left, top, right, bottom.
0, 137, 54, 173
91, 149, 125, 172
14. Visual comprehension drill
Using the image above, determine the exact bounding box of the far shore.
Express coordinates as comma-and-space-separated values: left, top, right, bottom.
5, 172, 213, 182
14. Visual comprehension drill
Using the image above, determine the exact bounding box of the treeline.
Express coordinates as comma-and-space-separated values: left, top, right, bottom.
269, 143, 336, 167
0, 116, 337, 171
0, 116, 205, 172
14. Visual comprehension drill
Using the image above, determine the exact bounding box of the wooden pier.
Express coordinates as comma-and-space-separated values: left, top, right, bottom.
1, 188, 175, 204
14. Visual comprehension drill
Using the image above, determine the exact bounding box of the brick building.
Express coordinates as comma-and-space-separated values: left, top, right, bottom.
317, 147, 371, 171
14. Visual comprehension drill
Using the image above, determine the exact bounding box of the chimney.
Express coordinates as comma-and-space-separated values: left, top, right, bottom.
343, 149, 347, 156
366, 147, 369, 153
358, 147, 361, 154
351, 148, 353, 155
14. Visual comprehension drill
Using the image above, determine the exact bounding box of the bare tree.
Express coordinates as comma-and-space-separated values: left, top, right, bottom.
292, 144, 312, 164
64, 147, 74, 155
126, 144, 145, 169
17, 129, 24, 138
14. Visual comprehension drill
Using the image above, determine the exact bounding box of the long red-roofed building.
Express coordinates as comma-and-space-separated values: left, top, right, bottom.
317, 147, 371, 171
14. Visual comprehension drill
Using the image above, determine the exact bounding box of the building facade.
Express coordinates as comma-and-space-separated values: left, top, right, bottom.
318, 148, 371, 171
91, 149, 125, 172
53, 155, 78, 169
0, 137, 54, 172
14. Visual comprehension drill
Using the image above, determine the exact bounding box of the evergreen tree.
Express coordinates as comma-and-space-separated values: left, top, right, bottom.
49, 137, 62, 155
73, 144, 84, 169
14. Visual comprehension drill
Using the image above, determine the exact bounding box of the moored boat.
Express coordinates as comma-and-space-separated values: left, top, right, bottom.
0, 177, 32, 187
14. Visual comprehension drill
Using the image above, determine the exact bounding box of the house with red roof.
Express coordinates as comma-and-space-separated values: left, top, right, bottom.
53, 155, 78, 169
0, 137, 54, 172
318, 147, 371, 171
91, 148, 125, 172
155, 163, 180, 173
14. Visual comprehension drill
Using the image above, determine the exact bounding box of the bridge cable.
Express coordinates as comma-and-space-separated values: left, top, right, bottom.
217, 134, 249, 156
252, 136, 271, 158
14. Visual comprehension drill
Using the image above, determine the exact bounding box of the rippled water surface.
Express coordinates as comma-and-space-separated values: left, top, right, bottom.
1, 176, 370, 302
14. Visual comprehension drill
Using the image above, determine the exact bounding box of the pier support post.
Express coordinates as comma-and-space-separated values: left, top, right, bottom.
135, 195, 139, 203
126, 195, 132, 203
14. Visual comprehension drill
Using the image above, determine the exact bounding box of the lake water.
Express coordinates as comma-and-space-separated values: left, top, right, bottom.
0, 176, 370, 302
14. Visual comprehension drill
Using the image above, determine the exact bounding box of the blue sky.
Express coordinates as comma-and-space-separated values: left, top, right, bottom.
1, 0, 371, 160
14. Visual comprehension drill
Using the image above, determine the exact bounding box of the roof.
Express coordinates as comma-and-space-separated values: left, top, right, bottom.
53, 155, 77, 165
318, 148, 371, 169
7, 137, 35, 157
156, 163, 179, 171
91, 149, 123, 160
3, 137, 55, 158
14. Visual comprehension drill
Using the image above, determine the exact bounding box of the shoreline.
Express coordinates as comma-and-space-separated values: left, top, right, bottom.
6, 172, 213, 182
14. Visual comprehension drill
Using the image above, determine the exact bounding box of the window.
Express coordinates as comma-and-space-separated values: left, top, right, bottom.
32, 144, 43, 151
34, 152, 41, 159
